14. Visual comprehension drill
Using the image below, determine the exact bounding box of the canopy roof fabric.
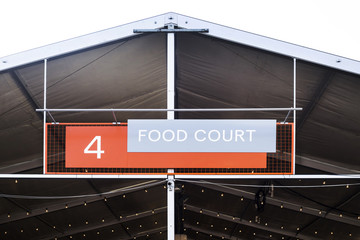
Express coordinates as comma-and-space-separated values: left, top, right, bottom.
0, 12, 359, 240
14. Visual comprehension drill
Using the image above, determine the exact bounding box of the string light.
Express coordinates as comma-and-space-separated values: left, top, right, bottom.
15, 179, 18, 184
315, 231, 318, 234
280, 203, 284, 208
102, 218, 105, 222
68, 224, 71, 227
220, 193, 224, 197
112, 229, 115, 232
85, 221, 88, 225
26, 211, 30, 216
123, 194, 126, 198
104, 197, 107, 202
36, 228, 39, 231
20, 229, 24, 233
199, 209, 203, 213
318, 210, 322, 215
196, 221, 199, 225
7, 213, 10, 218
211, 224, 214, 228
299, 207, 303, 212
201, 189, 205, 193
84, 202, 87, 206
240, 196, 244, 201
144, 189, 148, 193
330, 232, 333, 235
154, 221, 158, 225
65, 204, 68, 209
45, 208, 49, 213
139, 225, 142, 228
97, 232, 100, 235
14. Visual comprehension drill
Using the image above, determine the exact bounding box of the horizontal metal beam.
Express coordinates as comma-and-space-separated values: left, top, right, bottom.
128, 226, 167, 240
0, 174, 168, 179
1, 174, 360, 180
176, 174, 360, 179
36, 107, 302, 112
184, 223, 247, 240
37, 207, 167, 240
134, 28, 209, 33
0, 156, 42, 174
0, 180, 164, 224
295, 154, 360, 174
185, 204, 313, 240
188, 180, 360, 227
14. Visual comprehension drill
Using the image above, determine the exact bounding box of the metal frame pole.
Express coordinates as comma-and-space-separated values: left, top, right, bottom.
167, 175, 175, 240
293, 58, 297, 174
42, 59, 47, 174
167, 31, 175, 120
167, 27, 176, 240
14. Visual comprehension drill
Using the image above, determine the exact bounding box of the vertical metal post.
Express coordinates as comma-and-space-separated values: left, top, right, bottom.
293, 58, 296, 174
167, 24, 176, 240
167, 175, 175, 240
167, 28, 175, 120
43, 59, 48, 174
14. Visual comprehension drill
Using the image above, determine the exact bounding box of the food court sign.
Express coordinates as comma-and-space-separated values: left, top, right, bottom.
128, 119, 276, 153
47, 119, 281, 172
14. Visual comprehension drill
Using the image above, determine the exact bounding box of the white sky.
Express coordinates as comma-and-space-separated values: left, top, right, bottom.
1, 0, 359, 61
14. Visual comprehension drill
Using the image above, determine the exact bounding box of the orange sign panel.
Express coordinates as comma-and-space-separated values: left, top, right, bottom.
65, 126, 266, 169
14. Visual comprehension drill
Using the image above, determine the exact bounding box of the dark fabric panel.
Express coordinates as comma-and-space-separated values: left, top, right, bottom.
176, 33, 293, 120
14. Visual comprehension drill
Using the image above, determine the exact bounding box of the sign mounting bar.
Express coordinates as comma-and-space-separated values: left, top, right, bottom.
133, 28, 209, 33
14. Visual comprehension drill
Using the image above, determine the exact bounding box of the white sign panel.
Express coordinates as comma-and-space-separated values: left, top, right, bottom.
128, 119, 276, 153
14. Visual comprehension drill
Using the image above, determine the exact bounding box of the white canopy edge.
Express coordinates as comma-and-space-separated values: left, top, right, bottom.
1, 12, 360, 75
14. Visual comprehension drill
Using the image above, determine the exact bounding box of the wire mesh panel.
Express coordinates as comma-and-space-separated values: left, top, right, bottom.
46, 123, 293, 174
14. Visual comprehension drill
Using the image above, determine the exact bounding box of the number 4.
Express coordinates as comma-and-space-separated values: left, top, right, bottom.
84, 136, 105, 159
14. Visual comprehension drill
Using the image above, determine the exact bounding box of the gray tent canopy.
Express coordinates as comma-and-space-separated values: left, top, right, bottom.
0, 12, 359, 240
